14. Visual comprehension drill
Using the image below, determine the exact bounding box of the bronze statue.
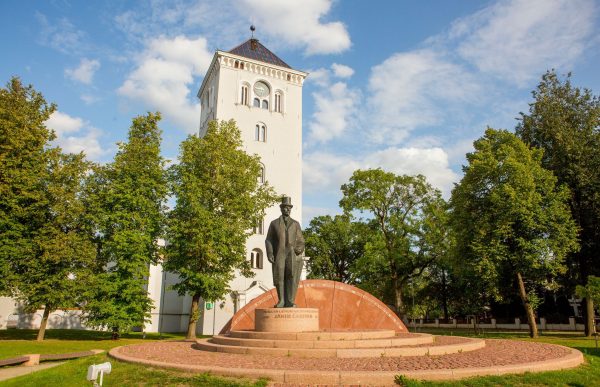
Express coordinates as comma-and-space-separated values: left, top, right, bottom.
265, 196, 305, 308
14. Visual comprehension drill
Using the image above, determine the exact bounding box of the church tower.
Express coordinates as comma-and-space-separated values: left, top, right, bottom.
195, 32, 307, 334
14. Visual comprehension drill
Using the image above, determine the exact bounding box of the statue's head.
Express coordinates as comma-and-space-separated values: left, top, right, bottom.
280, 196, 293, 216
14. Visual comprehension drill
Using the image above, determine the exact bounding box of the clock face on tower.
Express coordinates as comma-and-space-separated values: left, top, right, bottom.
253, 81, 269, 98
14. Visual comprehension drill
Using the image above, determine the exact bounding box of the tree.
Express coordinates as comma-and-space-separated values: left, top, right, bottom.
165, 120, 277, 339
340, 169, 448, 317
0, 77, 56, 295
17, 152, 96, 340
516, 71, 600, 336
1, 78, 95, 340
304, 214, 368, 284
450, 128, 578, 338
83, 112, 168, 336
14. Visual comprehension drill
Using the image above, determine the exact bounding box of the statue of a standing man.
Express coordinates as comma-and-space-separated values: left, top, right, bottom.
265, 196, 305, 308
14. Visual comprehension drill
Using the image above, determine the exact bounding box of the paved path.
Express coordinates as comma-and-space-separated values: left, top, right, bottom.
0, 362, 64, 382
109, 338, 583, 385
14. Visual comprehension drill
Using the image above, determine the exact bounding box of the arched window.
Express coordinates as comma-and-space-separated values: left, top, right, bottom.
274, 92, 282, 113
240, 84, 249, 106
253, 81, 270, 110
253, 218, 264, 235
251, 248, 263, 269
255, 123, 266, 142
234, 60, 239, 68
258, 164, 265, 183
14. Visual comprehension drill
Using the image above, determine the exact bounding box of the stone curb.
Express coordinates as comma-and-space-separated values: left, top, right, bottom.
108, 342, 584, 385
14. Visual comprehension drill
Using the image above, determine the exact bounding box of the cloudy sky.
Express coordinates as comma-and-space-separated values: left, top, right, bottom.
1, 0, 599, 224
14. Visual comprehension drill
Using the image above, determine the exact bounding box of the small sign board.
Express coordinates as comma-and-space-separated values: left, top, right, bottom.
205, 302, 213, 310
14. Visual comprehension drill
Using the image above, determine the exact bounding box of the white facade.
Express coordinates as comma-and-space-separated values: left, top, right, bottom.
146, 40, 307, 335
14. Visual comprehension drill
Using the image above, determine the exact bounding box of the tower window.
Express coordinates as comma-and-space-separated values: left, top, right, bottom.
234, 60, 239, 68
240, 85, 249, 106
262, 100, 269, 110
253, 98, 260, 108
251, 248, 263, 269
255, 123, 266, 142
253, 218, 264, 235
274, 92, 282, 113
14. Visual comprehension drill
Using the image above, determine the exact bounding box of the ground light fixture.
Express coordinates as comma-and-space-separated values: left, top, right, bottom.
86, 361, 111, 386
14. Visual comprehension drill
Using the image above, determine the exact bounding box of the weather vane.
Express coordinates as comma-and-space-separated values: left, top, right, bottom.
250, 25, 256, 38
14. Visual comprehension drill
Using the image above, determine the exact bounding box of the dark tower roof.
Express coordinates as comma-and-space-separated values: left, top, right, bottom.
228, 39, 291, 69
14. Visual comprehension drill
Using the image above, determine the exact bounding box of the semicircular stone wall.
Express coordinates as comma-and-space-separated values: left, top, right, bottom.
220, 280, 407, 334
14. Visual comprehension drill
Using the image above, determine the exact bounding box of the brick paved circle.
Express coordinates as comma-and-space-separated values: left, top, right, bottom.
109, 337, 584, 385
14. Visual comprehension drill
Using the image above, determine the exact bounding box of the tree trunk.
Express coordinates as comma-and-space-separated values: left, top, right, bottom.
187, 293, 201, 340
516, 272, 538, 338
392, 276, 404, 317
441, 271, 449, 321
584, 297, 595, 337
37, 306, 51, 341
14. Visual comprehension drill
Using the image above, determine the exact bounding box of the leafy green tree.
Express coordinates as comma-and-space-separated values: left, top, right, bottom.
19, 152, 96, 340
305, 214, 368, 283
340, 169, 448, 316
83, 112, 168, 336
450, 128, 578, 338
1, 78, 96, 340
165, 120, 277, 339
0, 77, 56, 295
516, 71, 600, 336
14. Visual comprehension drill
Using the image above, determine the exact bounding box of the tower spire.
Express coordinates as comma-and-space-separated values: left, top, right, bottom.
250, 25, 256, 39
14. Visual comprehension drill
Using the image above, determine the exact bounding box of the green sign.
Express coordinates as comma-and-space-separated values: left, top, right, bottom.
205, 302, 213, 310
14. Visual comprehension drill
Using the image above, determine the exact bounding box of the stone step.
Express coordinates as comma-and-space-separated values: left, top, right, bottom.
211, 333, 434, 349
194, 336, 485, 358
228, 329, 397, 341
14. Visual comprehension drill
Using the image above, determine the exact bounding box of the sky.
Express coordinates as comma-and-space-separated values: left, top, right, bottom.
1, 0, 599, 225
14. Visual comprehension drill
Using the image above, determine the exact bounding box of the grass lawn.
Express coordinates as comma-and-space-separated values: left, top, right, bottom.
0, 329, 266, 386
1, 328, 599, 386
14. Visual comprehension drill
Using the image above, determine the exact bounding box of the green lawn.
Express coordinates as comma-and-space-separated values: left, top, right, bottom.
0, 329, 265, 386
1, 328, 599, 386
0, 329, 184, 360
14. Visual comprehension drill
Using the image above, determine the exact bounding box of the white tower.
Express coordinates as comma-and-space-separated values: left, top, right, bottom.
194, 34, 307, 334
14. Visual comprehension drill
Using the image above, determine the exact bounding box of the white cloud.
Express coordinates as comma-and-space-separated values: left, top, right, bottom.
452, 0, 596, 85
331, 63, 354, 78
306, 68, 331, 87
80, 94, 100, 105
45, 111, 105, 160
118, 35, 213, 132
368, 49, 480, 144
309, 81, 359, 143
238, 0, 351, 55
302, 205, 341, 226
35, 13, 86, 55
45, 111, 84, 135
65, 58, 100, 84
304, 147, 458, 197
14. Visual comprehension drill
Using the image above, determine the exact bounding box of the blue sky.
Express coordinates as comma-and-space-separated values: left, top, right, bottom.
1, 0, 599, 225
